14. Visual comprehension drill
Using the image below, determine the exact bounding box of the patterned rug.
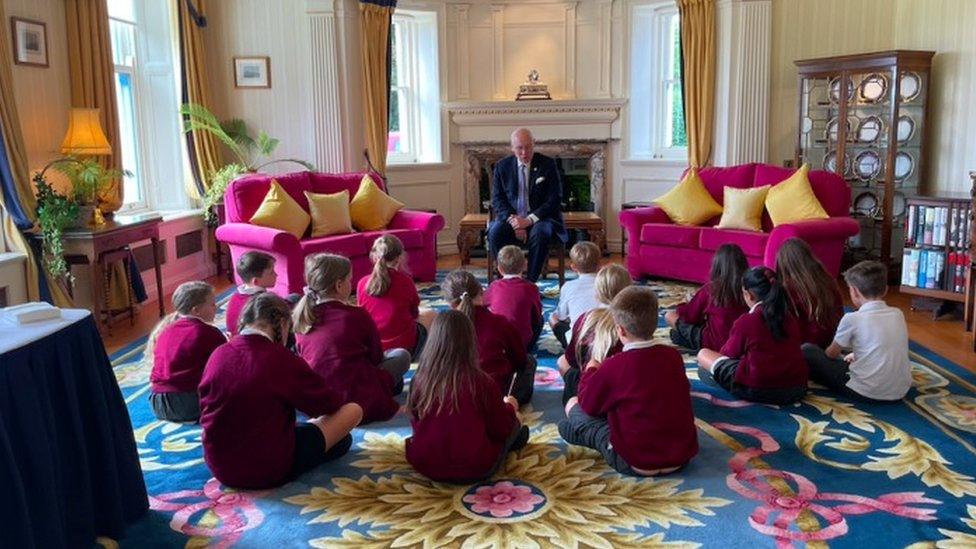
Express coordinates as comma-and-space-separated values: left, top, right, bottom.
110, 271, 976, 548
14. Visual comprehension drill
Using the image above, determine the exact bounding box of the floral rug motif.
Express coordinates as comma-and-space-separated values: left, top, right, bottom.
111, 271, 976, 548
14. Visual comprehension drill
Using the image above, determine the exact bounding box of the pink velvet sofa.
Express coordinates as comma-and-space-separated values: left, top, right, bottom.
215, 171, 445, 295
619, 163, 859, 284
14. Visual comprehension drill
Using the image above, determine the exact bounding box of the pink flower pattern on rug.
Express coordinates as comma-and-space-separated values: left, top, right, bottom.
713, 422, 940, 548
149, 478, 266, 549
462, 480, 546, 518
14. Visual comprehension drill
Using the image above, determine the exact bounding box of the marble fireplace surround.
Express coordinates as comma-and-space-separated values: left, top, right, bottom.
446, 99, 625, 218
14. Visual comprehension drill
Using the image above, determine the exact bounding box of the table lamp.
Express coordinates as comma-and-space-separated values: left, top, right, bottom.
60, 108, 112, 225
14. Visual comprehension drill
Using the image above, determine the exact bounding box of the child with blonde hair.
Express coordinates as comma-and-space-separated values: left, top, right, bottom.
225, 251, 277, 335
148, 281, 225, 422
442, 269, 536, 405
358, 235, 435, 358
294, 253, 411, 423
549, 241, 601, 348
199, 293, 362, 489
484, 245, 543, 350
406, 310, 528, 483
558, 263, 631, 404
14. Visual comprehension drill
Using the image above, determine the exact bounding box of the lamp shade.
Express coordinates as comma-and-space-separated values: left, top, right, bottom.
60, 108, 112, 155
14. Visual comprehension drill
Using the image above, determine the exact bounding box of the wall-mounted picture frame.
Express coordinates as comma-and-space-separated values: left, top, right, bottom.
10, 17, 48, 68
233, 56, 270, 88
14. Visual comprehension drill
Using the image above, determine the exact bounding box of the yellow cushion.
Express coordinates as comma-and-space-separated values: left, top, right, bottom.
717, 185, 770, 231
248, 179, 311, 239
764, 164, 829, 227
653, 169, 723, 226
349, 174, 404, 231
305, 190, 353, 237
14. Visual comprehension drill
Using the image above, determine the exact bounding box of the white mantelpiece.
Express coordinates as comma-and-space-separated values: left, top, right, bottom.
446, 99, 626, 143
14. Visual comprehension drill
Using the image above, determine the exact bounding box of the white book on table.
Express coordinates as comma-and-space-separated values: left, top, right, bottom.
1, 302, 62, 324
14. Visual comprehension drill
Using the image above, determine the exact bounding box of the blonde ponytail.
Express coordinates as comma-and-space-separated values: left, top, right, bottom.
441, 269, 482, 326
366, 235, 404, 297
292, 253, 352, 334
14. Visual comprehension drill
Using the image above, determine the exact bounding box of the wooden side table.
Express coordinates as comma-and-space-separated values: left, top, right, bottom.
63, 213, 165, 332
620, 201, 654, 257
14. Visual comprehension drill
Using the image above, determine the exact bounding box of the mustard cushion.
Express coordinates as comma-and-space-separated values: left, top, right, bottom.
305, 190, 353, 237
653, 169, 724, 226
349, 174, 404, 231
764, 164, 829, 226
249, 179, 311, 239
717, 185, 770, 231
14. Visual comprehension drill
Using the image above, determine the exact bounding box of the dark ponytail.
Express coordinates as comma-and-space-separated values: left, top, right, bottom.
743, 266, 789, 341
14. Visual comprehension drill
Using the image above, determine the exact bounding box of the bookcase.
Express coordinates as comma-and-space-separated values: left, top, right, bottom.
900, 194, 972, 302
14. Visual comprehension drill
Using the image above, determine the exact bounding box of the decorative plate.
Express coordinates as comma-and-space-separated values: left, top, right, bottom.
825, 117, 849, 142
854, 150, 882, 181
899, 71, 922, 102
801, 116, 813, 134
853, 191, 879, 217
828, 76, 854, 103
855, 116, 884, 143
858, 73, 888, 103
892, 191, 907, 217
822, 150, 851, 177
894, 151, 915, 181
896, 115, 915, 143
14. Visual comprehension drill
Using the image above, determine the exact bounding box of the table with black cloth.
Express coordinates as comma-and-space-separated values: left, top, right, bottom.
0, 309, 148, 548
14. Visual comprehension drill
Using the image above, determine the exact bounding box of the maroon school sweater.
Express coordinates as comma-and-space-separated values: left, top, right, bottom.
484, 277, 542, 348
676, 284, 749, 350
224, 289, 265, 335
565, 310, 624, 370
356, 269, 420, 352
472, 306, 528, 394
406, 372, 518, 481
295, 301, 399, 423
788, 284, 844, 349
198, 334, 344, 489
577, 344, 698, 470
150, 317, 226, 393
720, 304, 809, 390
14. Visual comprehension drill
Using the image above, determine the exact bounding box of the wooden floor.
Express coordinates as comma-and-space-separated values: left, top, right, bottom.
102, 254, 976, 373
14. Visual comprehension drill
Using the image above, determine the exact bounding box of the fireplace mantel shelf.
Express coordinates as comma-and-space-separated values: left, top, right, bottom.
446, 98, 626, 144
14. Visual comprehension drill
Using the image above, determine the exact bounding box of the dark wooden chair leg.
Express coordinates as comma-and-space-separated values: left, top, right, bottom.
558, 244, 566, 287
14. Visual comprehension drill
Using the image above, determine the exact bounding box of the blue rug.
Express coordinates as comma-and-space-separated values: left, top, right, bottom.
109, 271, 976, 548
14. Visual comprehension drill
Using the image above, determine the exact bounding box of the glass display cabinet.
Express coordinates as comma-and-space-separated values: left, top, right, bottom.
795, 50, 935, 270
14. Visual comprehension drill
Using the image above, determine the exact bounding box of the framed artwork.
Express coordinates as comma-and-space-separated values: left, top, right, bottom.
233, 56, 271, 88
10, 17, 48, 68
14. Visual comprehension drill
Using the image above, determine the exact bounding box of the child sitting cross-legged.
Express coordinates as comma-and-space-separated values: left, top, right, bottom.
559, 286, 698, 476
406, 310, 529, 483
802, 260, 911, 403
294, 253, 412, 424
558, 263, 631, 405
357, 235, 435, 359
549, 241, 601, 348
484, 245, 543, 351
696, 266, 808, 405
776, 238, 845, 348
199, 293, 363, 489
665, 243, 749, 352
442, 269, 537, 405
148, 281, 225, 423
225, 251, 277, 335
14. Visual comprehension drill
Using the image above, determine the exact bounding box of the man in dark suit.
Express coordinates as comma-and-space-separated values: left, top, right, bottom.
488, 128, 567, 282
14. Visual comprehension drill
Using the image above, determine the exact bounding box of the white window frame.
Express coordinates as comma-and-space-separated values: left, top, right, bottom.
388, 8, 442, 165
628, 1, 687, 161
109, 13, 150, 212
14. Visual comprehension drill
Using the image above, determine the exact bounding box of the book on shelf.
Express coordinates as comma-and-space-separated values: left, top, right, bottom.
899, 197, 972, 297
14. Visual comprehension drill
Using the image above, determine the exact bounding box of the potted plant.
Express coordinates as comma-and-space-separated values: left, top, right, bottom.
52, 157, 129, 227
33, 174, 78, 282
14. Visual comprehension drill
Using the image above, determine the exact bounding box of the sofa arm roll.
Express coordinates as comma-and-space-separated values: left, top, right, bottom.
387, 209, 446, 234
215, 223, 302, 255
767, 217, 861, 243
618, 206, 671, 232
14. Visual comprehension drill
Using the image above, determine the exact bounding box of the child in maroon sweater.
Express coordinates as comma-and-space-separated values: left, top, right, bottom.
225, 251, 277, 335
406, 310, 528, 483
357, 235, 434, 358
697, 266, 809, 405
775, 238, 844, 348
148, 281, 225, 422
665, 244, 749, 352
294, 253, 411, 423
559, 286, 698, 475
442, 269, 536, 405
199, 293, 362, 489
484, 245, 543, 350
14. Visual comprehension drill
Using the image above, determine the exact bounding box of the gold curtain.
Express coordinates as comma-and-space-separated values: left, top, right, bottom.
178, 0, 221, 199
360, 1, 395, 176
677, 0, 716, 168
65, 0, 123, 212
0, 6, 72, 307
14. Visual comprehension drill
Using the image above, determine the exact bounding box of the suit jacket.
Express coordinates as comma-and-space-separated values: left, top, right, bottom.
491, 153, 567, 241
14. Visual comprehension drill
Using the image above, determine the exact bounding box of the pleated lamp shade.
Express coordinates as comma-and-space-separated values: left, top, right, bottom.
60, 108, 112, 155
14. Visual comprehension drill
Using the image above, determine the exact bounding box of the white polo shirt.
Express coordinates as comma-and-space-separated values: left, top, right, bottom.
832, 300, 912, 401
554, 273, 600, 325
